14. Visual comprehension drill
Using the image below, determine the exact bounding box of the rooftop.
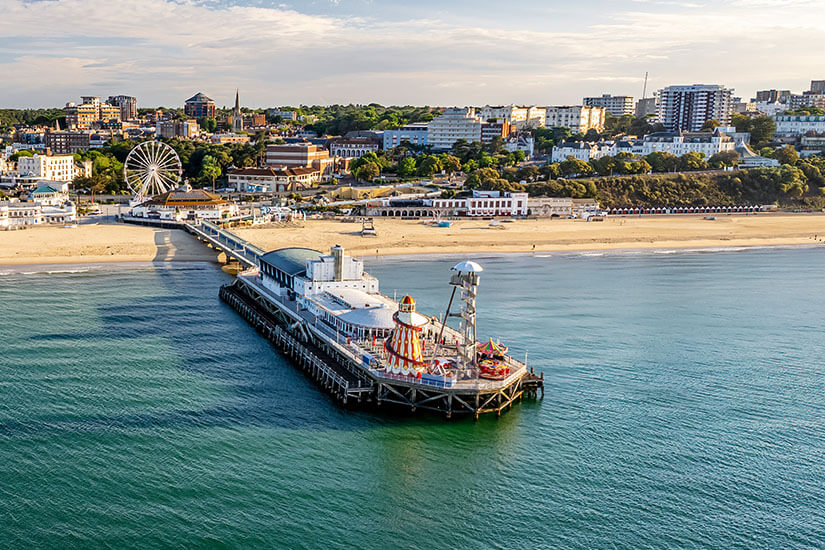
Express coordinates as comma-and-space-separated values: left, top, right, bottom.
260, 247, 323, 277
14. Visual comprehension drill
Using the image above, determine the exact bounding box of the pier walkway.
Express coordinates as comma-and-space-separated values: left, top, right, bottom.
184, 220, 265, 269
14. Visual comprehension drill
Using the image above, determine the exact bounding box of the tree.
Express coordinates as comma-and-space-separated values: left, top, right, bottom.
9, 150, 33, 161
559, 156, 593, 177
709, 150, 740, 169
732, 114, 776, 147
679, 152, 708, 171
644, 151, 680, 173
464, 168, 500, 189
439, 154, 462, 174
701, 119, 722, 131
417, 155, 443, 177
397, 157, 417, 177
774, 146, 799, 166
355, 161, 380, 182
198, 117, 217, 133
200, 155, 222, 192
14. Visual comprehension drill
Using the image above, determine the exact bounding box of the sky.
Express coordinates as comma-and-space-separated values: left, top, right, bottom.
1, 0, 824, 109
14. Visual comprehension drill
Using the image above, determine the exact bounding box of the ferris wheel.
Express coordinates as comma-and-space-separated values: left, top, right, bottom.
123, 141, 182, 202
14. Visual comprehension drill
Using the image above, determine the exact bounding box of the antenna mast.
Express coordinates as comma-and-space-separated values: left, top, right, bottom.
642, 71, 649, 99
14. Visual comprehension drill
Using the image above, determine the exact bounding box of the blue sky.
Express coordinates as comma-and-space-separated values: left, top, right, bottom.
1, 0, 823, 108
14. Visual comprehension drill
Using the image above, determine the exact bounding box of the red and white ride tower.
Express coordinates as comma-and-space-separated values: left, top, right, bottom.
385, 295, 430, 376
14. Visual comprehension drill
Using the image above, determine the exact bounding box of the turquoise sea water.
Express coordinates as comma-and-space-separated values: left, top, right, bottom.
2, 249, 825, 549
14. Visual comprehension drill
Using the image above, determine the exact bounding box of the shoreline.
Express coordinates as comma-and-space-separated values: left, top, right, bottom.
3, 214, 825, 266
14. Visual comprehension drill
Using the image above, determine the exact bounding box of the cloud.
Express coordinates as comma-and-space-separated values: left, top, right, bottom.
0, 0, 824, 107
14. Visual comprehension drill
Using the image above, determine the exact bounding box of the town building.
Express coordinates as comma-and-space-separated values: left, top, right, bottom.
184, 92, 216, 119
799, 135, 825, 158
480, 122, 510, 143
107, 95, 137, 120
788, 93, 825, 110
44, 130, 91, 154
231, 90, 244, 133
65, 96, 121, 129
266, 143, 335, 180
773, 114, 825, 136
544, 106, 606, 134
636, 98, 658, 118
583, 95, 635, 117
268, 109, 298, 121
656, 84, 734, 132
209, 133, 250, 145
480, 105, 527, 125
427, 108, 483, 150
29, 182, 70, 205
754, 89, 791, 104
129, 184, 239, 221
382, 123, 429, 149
504, 134, 535, 159
228, 166, 319, 193
17, 153, 91, 183
329, 138, 380, 159
551, 141, 612, 163
157, 120, 200, 139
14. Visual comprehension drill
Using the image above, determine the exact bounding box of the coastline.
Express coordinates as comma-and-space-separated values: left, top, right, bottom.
2, 214, 825, 266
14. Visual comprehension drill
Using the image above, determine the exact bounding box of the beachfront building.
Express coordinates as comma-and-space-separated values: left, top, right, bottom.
29, 182, 69, 205
527, 197, 574, 217
258, 245, 397, 340
228, 166, 318, 193
656, 85, 734, 132
583, 95, 635, 117
364, 190, 528, 218
427, 108, 483, 150
773, 114, 825, 136
329, 138, 380, 159
17, 154, 91, 183
0, 204, 8, 229
383, 123, 429, 149
544, 106, 606, 134
129, 184, 239, 221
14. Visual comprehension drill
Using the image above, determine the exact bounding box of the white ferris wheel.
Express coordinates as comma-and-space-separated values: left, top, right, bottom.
123, 141, 183, 202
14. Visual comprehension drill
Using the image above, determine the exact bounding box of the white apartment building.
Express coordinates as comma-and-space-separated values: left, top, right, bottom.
642, 130, 735, 156
427, 108, 483, 150
583, 95, 635, 117
773, 115, 825, 136
656, 84, 734, 132
544, 106, 606, 134
17, 154, 89, 183
479, 105, 527, 125
382, 123, 429, 149
551, 141, 615, 162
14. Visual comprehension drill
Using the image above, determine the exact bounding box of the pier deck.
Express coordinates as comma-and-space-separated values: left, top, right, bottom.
221, 272, 543, 418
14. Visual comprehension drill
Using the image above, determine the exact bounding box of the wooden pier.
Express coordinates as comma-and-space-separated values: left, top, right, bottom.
220, 276, 543, 419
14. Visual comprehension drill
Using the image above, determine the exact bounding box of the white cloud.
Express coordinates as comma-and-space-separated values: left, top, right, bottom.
0, 0, 823, 107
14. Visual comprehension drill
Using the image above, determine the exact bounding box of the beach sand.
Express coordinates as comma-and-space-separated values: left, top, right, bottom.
0, 223, 219, 265
3, 214, 825, 265
234, 213, 825, 256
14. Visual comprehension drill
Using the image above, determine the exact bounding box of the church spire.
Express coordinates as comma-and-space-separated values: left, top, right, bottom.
234, 89, 240, 111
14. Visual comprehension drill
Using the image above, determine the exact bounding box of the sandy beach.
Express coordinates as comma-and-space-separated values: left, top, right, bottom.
3, 214, 825, 265
0, 223, 218, 265
234, 213, 825, 256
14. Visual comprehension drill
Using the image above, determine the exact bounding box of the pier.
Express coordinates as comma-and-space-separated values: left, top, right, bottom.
185, 220, 264, 268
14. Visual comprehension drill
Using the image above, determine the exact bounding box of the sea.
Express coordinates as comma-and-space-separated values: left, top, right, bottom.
2, 248, 825, 549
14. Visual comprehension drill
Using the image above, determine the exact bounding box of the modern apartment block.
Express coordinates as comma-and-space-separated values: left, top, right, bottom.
65, 96, 121, 129
583, 94, 635, 117
382, 123, 429, 149
427, 108, 483, 150
635, 97, 657, 118
107, 95, 137, 120
656, 84, 734, 132
184, 92, 216, 119
544, 106, 606, 134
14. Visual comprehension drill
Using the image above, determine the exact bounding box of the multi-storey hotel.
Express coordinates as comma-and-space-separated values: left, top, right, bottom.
656, 84, 733, 132
427, 108, 483, 150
